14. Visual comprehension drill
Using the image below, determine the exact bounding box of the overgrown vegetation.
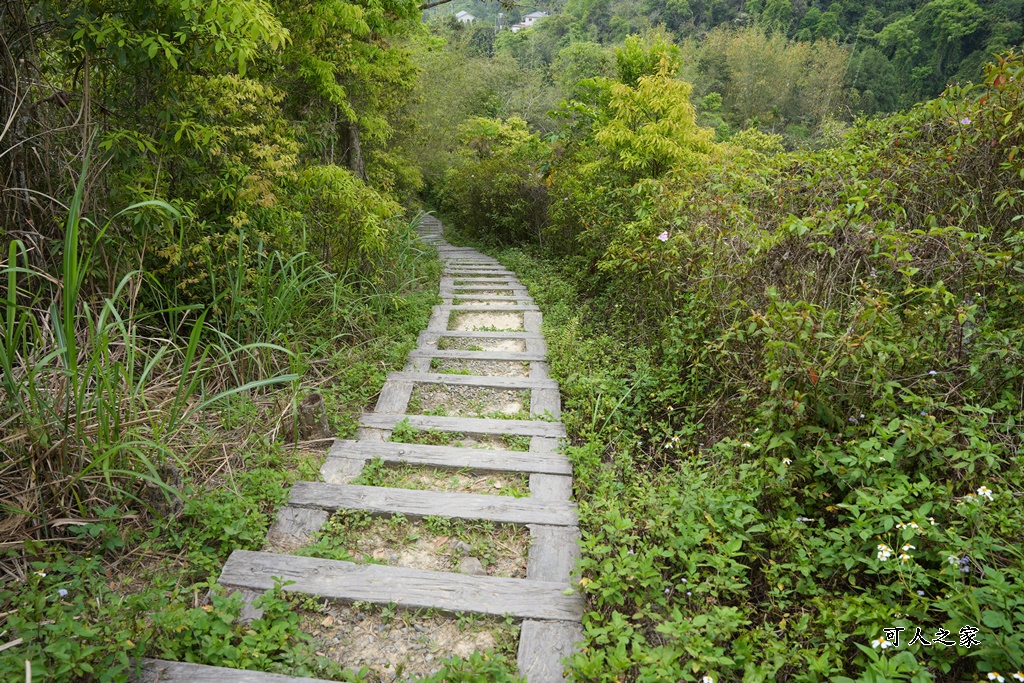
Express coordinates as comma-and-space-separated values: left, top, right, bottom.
0, 0, 471, 679
5, 0, 1024, 679
437, 33, 1024, 683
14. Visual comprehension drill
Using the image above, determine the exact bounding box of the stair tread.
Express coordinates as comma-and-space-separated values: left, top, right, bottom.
217, 550, 584, 621
289, 481, 578, 526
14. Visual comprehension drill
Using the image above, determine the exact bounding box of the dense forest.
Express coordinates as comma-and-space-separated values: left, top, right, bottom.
429, 0, 1023, 133
2, 0, 1024, 681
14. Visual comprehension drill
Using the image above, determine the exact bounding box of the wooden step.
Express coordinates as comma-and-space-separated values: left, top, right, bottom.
217, 550, 584, 621
359, 413, 566, 438
444, 281, 526, 288
419, 330, 542, 342
289, 481, 578, 526
323, 440, 572, 475
447, 294, 534, 302
445, 266, 513, 272
448, 303, 538, 312
135, 659, 334, 682
386, 371, 557, 389
409, 348, 546, 362
517, 621, 585, 683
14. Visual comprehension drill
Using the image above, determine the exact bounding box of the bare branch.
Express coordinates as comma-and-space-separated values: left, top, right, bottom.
419, 0, 455, 10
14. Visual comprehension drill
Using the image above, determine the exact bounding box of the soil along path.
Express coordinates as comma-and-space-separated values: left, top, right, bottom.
139, 216, 583, 682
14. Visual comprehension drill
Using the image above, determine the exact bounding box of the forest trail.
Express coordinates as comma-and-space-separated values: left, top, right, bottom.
138, 216, 583, 682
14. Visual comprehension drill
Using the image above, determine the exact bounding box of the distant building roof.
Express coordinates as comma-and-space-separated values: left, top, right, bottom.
523, 11, 548, 18
455, 10, 476, 22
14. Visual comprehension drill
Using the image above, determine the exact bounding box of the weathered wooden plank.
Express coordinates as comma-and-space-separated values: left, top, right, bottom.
530, 361, 551, 380
523, 311, 543, 334
419, 330, 542, 342
354, 426, 387, 442
449, 303, 539, 312
403, 355, 433, 373
446, 272, 515, 278
449, 284, 528, 291
235, 588, 265, 623
135, 659, 335, 683
531, 387, 561, 419
445, 266, 513, 271
530, 436, 562, 454
288, 481, 578, 526
527, 525, 581, 583
387, 371, 557, 390
516, 620, 584, 683
265, 506, 328, 552
359, 413, 566, 438
374, 380, 413, 414
524, 336, 548, 356
319, 454, 367, 484
448, 294, 535, 303
408, 349, 547, 362
530, 474, 573, 501
325, 440, 572, 475
426, 305, 450, 332
218, 550, 584, 621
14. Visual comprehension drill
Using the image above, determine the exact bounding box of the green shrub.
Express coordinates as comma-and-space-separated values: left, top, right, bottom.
450, 49, 1024, 683
438, 117, 549, 245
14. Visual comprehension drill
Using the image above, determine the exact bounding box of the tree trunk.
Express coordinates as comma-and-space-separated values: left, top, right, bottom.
342, 120, 367, 181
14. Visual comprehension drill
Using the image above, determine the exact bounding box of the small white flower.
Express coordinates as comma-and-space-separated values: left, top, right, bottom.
702, 676, 714, 683
34, 570, 46, 578
928, 370, 938, 376
988, 674, 1005, 683
57, 588, 68, 597
742, 442, 753, 448
1009, 673, 1024, 682
686, 590, 692, 596
899, 553, 912, 563
681, 578, 687, 583
871, 637, 892, 649
917, 590, 925, 596
928, 517, 936, 525
877, 544, 893, 561
902, 544, 915, 551
977, 486, 994, 501
782, 457, 792, 466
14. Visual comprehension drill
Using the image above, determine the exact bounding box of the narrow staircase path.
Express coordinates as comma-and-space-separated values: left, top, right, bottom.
140, 216, 583, 682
